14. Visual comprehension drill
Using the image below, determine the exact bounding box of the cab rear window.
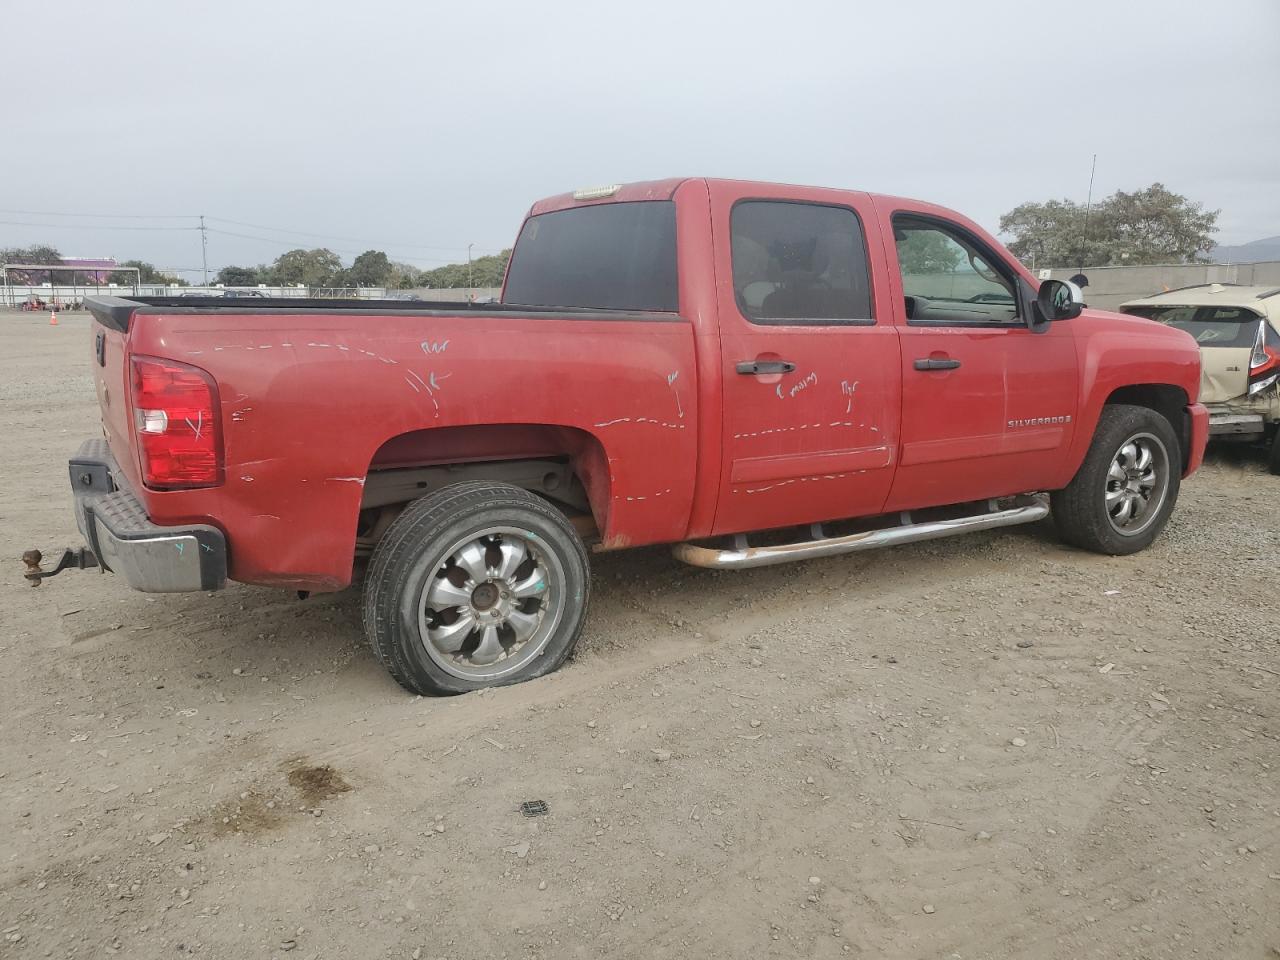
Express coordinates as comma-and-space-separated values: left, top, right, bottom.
1124, 305, 1263, 348
503, 201, 678, 312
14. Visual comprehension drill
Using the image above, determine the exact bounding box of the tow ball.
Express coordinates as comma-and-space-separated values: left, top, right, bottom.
21, 548, 98, 586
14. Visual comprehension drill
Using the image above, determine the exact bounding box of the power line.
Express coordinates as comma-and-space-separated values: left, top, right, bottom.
0, 219, 200, 232
205, 216, 502, 253
0, 208, 503, 253
3, 210, 507, 266
204, 228, 477, 264
0, 208, 196, 219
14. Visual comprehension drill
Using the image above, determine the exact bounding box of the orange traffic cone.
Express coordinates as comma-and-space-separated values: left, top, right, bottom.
50, 309, 58, 326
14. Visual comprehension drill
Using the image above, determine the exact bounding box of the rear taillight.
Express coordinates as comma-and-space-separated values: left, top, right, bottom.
130, 355, 223, 489
1249, 322, 1274, 371
1248, 322, 1280, 395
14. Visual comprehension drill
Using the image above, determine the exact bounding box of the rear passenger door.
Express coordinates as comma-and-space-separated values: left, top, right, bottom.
710, 182, 902, 536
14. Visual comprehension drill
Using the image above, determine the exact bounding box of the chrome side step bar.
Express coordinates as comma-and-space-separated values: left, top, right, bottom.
672, 498, 1049, 570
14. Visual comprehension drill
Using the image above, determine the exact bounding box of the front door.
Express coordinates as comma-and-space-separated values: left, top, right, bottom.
879, 209, 1079, 512
710, 184, 902, 535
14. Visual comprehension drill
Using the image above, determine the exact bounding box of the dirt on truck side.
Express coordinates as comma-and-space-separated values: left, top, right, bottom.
3, 313, 1279, 957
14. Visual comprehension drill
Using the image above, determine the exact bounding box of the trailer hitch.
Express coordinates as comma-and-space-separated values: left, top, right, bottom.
22, 547, 98, 586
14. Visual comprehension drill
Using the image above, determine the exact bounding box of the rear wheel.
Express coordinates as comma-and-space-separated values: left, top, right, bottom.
363, 481, 590, 695
1268, 428, 1280, 476
1052, 404, 1181, 555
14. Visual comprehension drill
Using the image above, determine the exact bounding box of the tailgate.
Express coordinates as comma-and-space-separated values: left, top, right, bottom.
85, 298, 140, 487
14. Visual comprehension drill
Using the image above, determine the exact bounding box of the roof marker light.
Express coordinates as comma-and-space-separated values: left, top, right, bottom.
572, 184, 621, 201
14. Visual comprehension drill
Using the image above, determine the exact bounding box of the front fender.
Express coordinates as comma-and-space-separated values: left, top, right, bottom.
1056, 311, 1201, 486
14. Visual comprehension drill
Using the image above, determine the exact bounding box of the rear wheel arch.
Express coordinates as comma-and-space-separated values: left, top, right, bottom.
359, 422, 614, 537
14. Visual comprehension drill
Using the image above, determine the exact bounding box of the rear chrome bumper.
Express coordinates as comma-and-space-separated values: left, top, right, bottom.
69, 438, 227, 592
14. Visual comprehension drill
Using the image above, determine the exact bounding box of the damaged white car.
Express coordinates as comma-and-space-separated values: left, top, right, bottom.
1123, 283, 1280, 474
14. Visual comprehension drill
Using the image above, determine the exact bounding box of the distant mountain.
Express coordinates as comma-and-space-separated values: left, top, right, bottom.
1210, 236, 1280, 263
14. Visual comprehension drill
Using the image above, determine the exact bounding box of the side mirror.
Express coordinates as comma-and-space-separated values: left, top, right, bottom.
1036, 279, 1085, 322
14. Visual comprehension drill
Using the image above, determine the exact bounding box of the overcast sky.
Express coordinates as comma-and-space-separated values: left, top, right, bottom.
4, 0, 1278, 277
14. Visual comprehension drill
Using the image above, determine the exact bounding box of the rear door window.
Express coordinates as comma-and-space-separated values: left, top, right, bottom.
503, 201, 678, 312
730, 201, 873, 324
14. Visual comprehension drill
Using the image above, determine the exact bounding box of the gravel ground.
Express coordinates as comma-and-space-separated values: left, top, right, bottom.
2, 311, 1278, 960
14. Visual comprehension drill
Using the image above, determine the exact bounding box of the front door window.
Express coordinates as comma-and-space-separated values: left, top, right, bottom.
894, 217, 1019, 326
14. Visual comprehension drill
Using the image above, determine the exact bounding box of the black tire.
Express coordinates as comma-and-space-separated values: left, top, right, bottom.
1051, 404, 1182, 556
1268, 429, 1280, 476
362, 481, 590, 695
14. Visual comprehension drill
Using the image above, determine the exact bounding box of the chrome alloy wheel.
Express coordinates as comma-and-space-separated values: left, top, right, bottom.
1104, 432, 1170, 536
416, 526, 564, 680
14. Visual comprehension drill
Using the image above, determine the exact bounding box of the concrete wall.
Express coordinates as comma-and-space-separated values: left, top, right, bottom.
1038, 261, 1280, 311
404, 288, 502, 303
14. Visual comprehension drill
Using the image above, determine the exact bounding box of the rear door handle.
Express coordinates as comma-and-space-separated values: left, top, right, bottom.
737, 359, 796, 375
913, 357, 961, 371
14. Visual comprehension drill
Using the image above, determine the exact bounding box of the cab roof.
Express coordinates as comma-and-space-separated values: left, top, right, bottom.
528, 177, 941, 218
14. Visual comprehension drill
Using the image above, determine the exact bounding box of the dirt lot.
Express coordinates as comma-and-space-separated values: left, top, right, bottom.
2, 310, 1278, 960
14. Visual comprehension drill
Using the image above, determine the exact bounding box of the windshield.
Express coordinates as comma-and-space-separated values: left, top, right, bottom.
1123, 304, 1263, 347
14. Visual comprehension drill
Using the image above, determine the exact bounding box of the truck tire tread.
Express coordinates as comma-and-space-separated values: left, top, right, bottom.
362, 481, 590, 695
1051, 403, 1181, 556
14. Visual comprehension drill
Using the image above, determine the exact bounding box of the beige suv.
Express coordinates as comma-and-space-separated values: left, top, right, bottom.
1122, 283, 1280, 474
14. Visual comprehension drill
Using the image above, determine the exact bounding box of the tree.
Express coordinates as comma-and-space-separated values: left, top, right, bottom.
109, 260, 179, 285
216, 265, 260, 286
1104, 184, 1218, 265
346, 250, 393, 287
895, 231, 962, 273
0, 244, 63, 283
999, 183, 1218, 268
267, 248, 343, 287
386, 261, 422, 289
419, 249, 512, 289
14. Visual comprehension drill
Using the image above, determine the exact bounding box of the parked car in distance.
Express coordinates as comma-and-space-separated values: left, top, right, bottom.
38, 178, 1207, 695
1121, 283, 1280, 473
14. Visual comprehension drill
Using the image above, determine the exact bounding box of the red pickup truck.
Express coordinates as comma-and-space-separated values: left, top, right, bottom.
37, 178, 1207, 695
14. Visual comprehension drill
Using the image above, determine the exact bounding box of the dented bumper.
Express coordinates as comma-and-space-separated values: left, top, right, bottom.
69, 438, 227, 592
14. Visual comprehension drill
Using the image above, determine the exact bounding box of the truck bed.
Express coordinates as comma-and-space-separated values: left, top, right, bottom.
86, 295, 677, 332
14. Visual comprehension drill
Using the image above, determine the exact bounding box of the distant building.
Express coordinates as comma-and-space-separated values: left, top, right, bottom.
59, 257, 119, 283
1, 257, 119, 285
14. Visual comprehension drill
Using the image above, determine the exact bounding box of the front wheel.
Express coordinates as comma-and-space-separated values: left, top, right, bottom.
363, 481, 591, 695
1051, 404, 1181, 555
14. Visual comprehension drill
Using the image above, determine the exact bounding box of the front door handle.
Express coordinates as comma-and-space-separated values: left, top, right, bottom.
737, 359, 796, 375
913, 357, 962, 371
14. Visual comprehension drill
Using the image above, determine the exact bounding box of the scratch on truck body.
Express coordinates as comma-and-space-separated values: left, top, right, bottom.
666, 370, 685, 418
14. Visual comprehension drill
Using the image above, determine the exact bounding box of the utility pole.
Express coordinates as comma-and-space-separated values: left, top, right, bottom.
467, 243, 475, 293
199, 215, 209, 286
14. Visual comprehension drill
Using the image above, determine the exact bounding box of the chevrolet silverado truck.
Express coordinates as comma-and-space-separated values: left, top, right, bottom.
29, 178, 1208, 695
1120, 283, 1280, 473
